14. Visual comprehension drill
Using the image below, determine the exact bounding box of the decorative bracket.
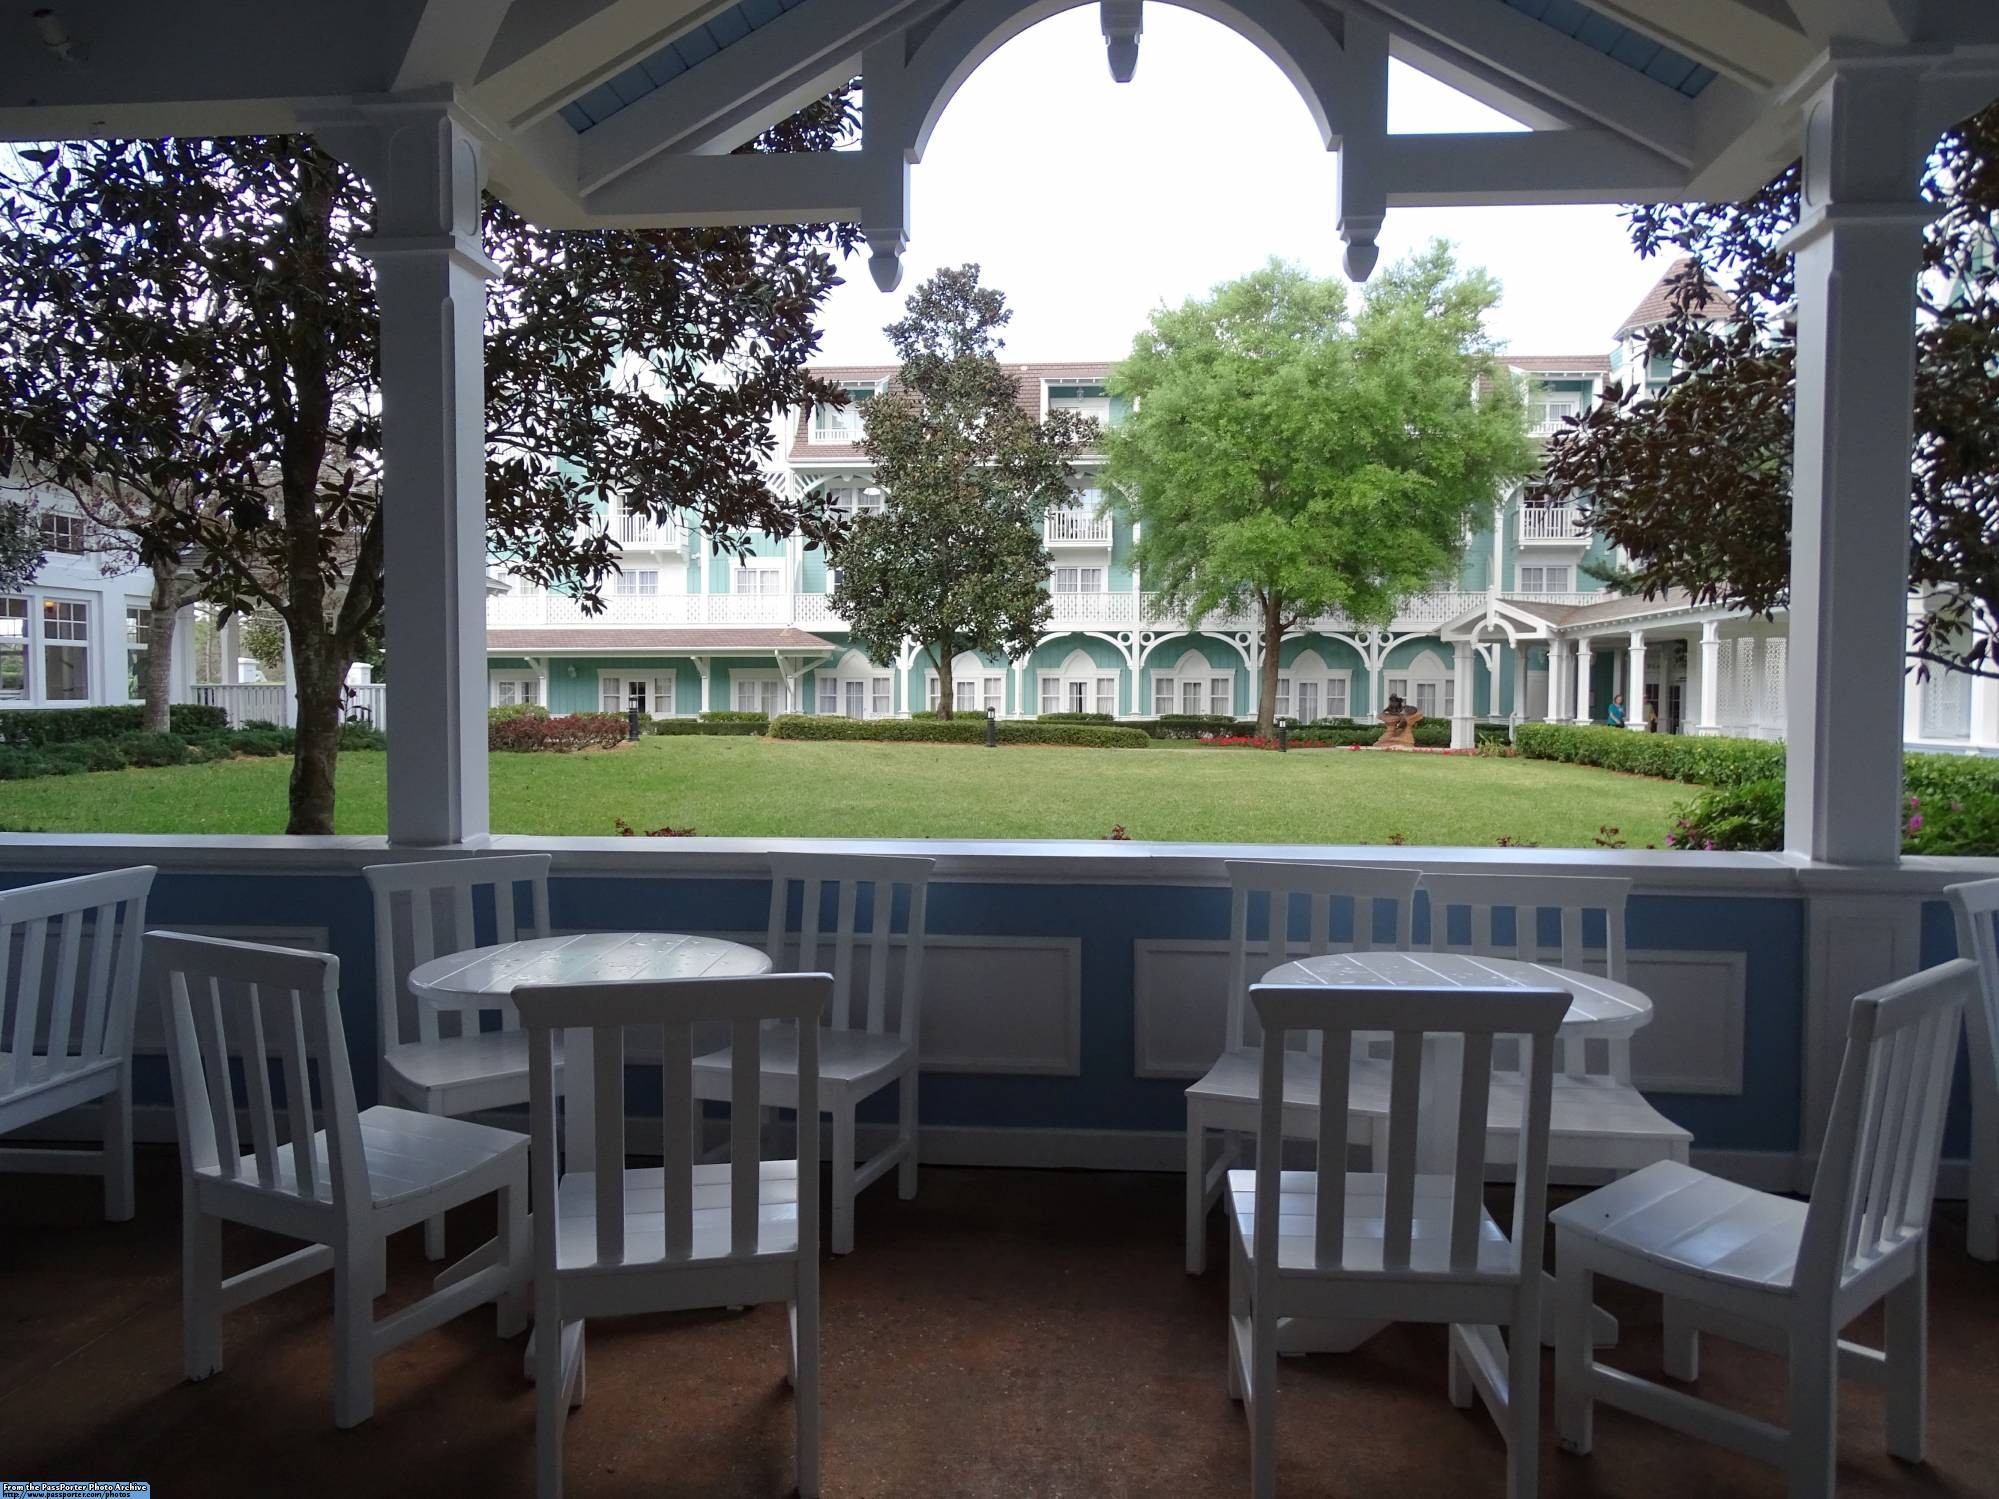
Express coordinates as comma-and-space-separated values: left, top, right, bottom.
1101, 0, 1143, 83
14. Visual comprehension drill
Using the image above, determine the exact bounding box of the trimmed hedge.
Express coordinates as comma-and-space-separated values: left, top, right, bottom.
647, 718, 764, 737
488, 712, 628, 753
0, 702, 229, 747
698, 710, 769, 724
488, 702, 551, 723
1669, 755, 1999, 854
768, 714, 1150, 749
1514, 723, 1784, 787
1037, 712, 1116, 724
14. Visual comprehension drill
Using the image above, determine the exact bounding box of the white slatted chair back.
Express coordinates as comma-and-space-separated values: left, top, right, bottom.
1248, 980, 1568, 1277
1946, 878, 1999, 1174
152, 931, 367, 1216
765, 854, 933, 1041
1, 867, 153, 1078
363, 855, 552, 1057
515, 974, 827, 1266
1221, 862, 1421, 1055
1798, 959, 1971, 1302
1420, 872, 1631, 1078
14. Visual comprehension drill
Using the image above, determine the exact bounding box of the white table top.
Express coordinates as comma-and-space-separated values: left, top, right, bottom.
1259, 950, 1652, 1038
409, 932, 772, 1004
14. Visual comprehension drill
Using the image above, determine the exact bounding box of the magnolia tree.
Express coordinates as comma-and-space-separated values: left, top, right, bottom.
830, 266, 1092, 717
1533, 100, 1999, 679
1105, 250, 1535, 737
0, 96, 857, 831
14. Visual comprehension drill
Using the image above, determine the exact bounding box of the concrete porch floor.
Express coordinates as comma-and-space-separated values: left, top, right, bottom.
3, 1150, 1995, 1497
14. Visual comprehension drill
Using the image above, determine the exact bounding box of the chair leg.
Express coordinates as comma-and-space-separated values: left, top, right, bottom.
1884, 1253, 1927, 1463
1968, 1136, 1997, 1261
1447, 1334, 1473, 1409
1249, 1303, 1278, 1499
794, 1293, 821, 1499
897, 1068, 919, 1201
1186, 1103, 1209, 1276
1553, 1238, 1593, 1455
369, 1236, 389, 1301
1226, 1219, 1247, 1402
497, 1173, 529, 1338
1662, 1297, 1700, 1382
1508, 1301, 1543, 1499
103, 1079, 134, 1222
535, 1304, 568, 1499
182, 1185, 224, 1381
831, 1102, 857, 1256
1785, 1321, 1839, 1499
332, 1237, 376, 1428
423, 1213, 447, 1262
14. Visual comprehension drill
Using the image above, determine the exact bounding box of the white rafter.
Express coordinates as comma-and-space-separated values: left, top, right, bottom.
1579, 0, 1815, 90
1378, 130, 1690, 206
1348, 0, 1704, 165
578, 148, 879, 227
394, 0, 521, 92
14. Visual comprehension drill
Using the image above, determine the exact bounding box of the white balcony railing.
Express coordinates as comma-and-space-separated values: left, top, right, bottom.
613, 507, 685, 551
1519, 505, 1589, 543
1045, 508, 1113, 545
808, 423, 863, 445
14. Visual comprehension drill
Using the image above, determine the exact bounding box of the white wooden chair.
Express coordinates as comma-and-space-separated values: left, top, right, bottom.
0, 866, 154, 1221
363, 853, 552, 1258
1184, 861, 1422, 1274
517, 973, 826, 1499
1350, 872, 1691, 1178
1945, 876, 1999, 1260
692, 853, 931, 1255
1554, 958, 1973, 1499
1228, 977, 1570, 1499
155, 930, 529, 1428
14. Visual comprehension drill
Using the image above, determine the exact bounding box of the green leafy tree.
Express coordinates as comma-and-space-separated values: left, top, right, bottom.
830, 266, 1092, 717
0, 96, 855, 832
0, 496, 41, 590
1532, 100, 1998, 678
1106, 250, 1535, 736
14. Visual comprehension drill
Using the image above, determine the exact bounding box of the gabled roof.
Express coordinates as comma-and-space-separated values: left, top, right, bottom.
1615, 259, 1737, 338
1505, 354, 1610, 376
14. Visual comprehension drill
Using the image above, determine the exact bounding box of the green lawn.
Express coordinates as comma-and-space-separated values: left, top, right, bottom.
0, 737, 1691, 846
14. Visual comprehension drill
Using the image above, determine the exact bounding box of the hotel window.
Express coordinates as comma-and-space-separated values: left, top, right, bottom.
732, 677, 782, 715
1094, 675, 1116, 715
871, 676, 892, 716
1292, 680, 1320, 723
1414, 682, 1438, 716
1052, 566, 1104, 593
494, 677, 539, 708
828, 486, 886, 519
41, 599, 88, 701
1385, 676, 1408, 704
810, 381, 879, 438
733, 564, 782, 595
1527, 396, 1580, 436
1045, 381, 1112, 424
1179, 678, 1204, 715
0, 597, 26, 699
1272, 679, 1291, 719
614, 569, 659, 595
1518, 565, 1572, 593
1040, 675, 1061, 714
817, 677, 839, 715
37, 512, 86, 554
954, 678, 978, 713
1325, 676, 1349, 719
125, 606, 155, 700
986, 675, 1005, 714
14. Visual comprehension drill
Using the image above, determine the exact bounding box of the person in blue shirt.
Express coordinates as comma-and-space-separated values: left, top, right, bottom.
1606, 692, 1627, 728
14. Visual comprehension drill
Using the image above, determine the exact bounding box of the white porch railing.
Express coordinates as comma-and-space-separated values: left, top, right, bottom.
193, 680, 386, 731
1520, 505, 1589, 542
613, 506, 684, 550
809, 424, 863, 445
1499, 590, 1602, 608
1045, 508, 1113, 544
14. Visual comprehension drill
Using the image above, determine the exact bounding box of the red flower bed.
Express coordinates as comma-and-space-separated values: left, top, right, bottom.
489, 712, 629, 752
1197, 735, 1339, 750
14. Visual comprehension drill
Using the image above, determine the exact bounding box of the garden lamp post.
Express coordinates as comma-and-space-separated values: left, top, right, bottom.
985, 704, 997, 748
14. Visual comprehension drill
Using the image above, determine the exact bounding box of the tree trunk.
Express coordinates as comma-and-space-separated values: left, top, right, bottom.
931, 640, 954, 720
1256, 595, 1286, 739
284, 623, 354, 836
142, 560, 179, 734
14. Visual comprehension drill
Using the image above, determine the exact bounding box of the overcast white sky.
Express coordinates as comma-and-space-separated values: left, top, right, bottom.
811, 5, 1674, 366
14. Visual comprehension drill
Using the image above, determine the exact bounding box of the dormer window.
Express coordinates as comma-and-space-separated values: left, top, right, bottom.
1046, 381, 1111, 424
810, 380, 881, 442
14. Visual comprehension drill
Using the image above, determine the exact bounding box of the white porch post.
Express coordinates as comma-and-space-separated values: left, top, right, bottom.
1573, 638, 1593, 725
220, 613, 241, 684
1972, 659, 1999, 751
1625, 630, 1647, 729
1450, 641, 1473, 749
1780, 63, 1929, 863
1901, 598, 1927, 743
1549, 637, 1570, 721
323, 96, 495, 845
1511, 644, 1529, 725
1695, 620, 1723, 735
693, 655, 712, 713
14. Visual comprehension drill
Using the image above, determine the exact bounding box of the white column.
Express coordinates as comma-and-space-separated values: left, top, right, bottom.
1573, 638, 1593, 725
1972, 659, 1999, 751
220, 614, 241, 685
1450, 641, 1473, 749
1696, 620, 1723, 735
693, 656, 712, 713
1779, 63, 1930, 864
169, 607, 195, 702
322, 97, 496, 845
1626, 630, 1647, 730
1548, 638, 1568, 721
1900, 597, 1928, 744
1511, 644, 1529, 725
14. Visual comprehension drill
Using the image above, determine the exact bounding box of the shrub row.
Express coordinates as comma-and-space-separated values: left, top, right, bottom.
698, 710, 769, 724
1036, 712, 1116, 724
0, 702, 229, 747
1668, 755, 1999, 855
1513, 723, 1784, 787
488, 702, 551, 723
767, 714, 1150, 749
488, 712, 628, 752
646, 718, 765, 737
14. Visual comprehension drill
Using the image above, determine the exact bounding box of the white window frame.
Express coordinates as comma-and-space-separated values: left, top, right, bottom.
1324, 672, 1351, 720
730, 670, 783, 716
1051, 565, 1106, 594
40, 596, 90, 703
1517, 564, 1573, 594
614, 568, 660, 596
597, 670, 677, 718
124, 604, 156, 703
37, 511, 86, 555
732, 561, 784, 596
491, 673, 540, 708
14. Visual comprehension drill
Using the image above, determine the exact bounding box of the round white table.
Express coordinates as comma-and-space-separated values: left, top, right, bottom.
409, 931, 772, 1009
1257, 949, 1655, 1353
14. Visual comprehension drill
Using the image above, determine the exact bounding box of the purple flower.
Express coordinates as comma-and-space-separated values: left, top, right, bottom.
1703, 839, 1716, 850
1907, 814, 1924, 834
1907, 794, 1920, 808
1664, 833, 1677, 846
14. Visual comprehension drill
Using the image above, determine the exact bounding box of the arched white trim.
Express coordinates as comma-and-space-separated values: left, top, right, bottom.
1034, 643, 1121, 716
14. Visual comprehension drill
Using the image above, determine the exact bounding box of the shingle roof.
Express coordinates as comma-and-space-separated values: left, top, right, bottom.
1505, 354, 1610, 375
1615, 259, 1736, 337
488, 628, 836, 652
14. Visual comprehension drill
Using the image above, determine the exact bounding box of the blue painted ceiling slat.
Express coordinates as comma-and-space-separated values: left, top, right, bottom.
605, 65, 656, 106
707, 8, 754, 47
558, 101, 593, 132
640, 49, 689, 88
675, 27, 721, 66
1498, 0, 1715, 100
738, 0, 784, 22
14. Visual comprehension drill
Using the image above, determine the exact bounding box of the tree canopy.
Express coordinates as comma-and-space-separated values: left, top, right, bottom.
1105, 249, 1534, 735
829, 265, 1091, 716
1532, 100, 1999, 678
0, 93, 858, 830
